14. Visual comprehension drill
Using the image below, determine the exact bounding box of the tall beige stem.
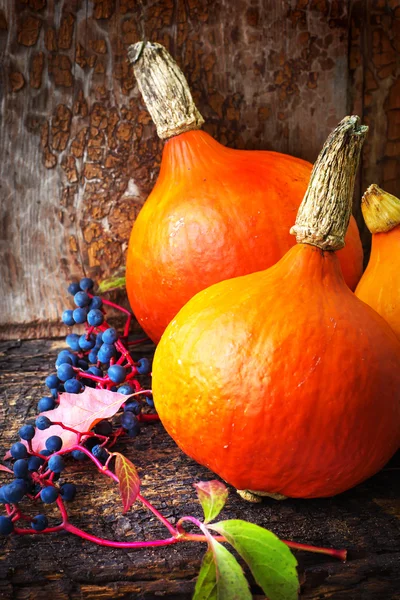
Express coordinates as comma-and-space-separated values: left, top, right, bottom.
290, 116, 368, 251
128, 41, 204, 140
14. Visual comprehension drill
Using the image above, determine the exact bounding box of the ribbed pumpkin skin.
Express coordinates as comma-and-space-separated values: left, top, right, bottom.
152, 244, 400, 498
355, 225, 400, 339
126, 130, 363, 343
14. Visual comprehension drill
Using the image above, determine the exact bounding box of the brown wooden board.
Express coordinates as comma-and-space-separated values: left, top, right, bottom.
0, 339, 399, 599
1, 0, 400, 338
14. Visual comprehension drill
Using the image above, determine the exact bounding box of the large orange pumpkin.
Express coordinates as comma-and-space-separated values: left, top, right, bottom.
355, 185, 400, 339
126, 42, 363, 343
152, 117, 400, 499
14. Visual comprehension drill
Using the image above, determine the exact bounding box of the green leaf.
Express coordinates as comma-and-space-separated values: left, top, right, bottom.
193, 550, 218, 600
97, 275, 126, 293
194, 480, 229, 524
114, 452, 141, 513
209, 520, 299, 600
193, 538, 252, 600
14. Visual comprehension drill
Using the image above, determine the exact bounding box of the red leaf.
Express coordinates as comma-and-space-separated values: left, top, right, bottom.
29, 388, 128, 454
0, 465, 13, 475
114, 452, 140, 513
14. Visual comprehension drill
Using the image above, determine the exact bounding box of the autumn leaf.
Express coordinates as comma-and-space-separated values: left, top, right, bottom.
114, 452, 140, 513
0, 465, 13, 475
194, 480, 229, 524
27, 388, 128, 454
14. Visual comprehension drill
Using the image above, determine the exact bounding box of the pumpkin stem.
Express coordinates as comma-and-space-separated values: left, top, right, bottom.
290, 115, 368, 251
361, 184, 400, 234
128, 41, 204, 140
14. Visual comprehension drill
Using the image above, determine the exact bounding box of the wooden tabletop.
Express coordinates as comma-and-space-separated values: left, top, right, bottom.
0, 338, 399, 600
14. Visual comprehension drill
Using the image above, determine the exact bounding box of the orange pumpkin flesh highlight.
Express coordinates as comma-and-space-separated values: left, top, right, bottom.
355, 185, 400, 339
126, 129, 363, 343
125, 42, 363, 344
152, 117, 400, 499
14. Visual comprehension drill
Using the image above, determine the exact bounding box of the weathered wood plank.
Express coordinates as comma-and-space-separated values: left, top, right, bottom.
0, 339, 399, 599
0, 0, 373, 338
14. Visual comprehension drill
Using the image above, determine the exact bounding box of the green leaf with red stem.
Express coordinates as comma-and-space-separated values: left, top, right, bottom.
194, 480, 228, 524
193, 537, 252, 600
209, 520, 299, 600
114, 452, 140, 513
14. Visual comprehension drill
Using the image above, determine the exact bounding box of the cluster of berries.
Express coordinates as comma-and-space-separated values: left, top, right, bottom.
0, 278, 155, 536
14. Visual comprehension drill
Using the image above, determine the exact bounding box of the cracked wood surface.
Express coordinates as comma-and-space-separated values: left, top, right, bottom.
1, 0, 400, 339
0, 339, 399, 599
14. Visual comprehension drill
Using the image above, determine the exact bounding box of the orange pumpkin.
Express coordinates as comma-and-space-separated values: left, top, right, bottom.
355, 185, 400, 339
125, 42, 363, 343
152, 117, 400, 499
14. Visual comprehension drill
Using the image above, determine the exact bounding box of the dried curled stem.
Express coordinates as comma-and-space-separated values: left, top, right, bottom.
128, 41, 204, 140
290, 115, 368, 251
361, 184, 400, 234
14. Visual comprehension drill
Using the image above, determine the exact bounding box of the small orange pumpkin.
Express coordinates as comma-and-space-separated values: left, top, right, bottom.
125, 42, 363, 343
355, 185, 400, 339
152, 117, 400, 499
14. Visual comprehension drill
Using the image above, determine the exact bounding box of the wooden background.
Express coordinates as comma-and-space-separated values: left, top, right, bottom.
1, 0, 399, 340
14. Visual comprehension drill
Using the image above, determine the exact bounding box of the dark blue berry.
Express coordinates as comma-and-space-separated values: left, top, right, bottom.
73, 307, 88, 324
126, 421, 141, 438
118, 384, 134, 395
40, 486, 59, 504
62, 309, 75, 326
88, 350, 98, 364
124, 400, 142, 415
3, 480, 26, 503
71, 449, 87, 461
107, 365, 126, 384
66, 333, 80, 352
87, 366, 102, 377
102, 328, 118, 345
68, 282, 81, 295
31, 514, 48, 531
97, 343, 116, 363
94, 420, 112, 436
74, 291, 90, 308
28, 456, 44, 471
77, 358, 89, 370
146, 397, 155, 408
10, 442, 28, 460
0, 487, 7, 503
0, 516, 13, 535
45, 374, 60, 389
36, 415, 52, 430
50, 388, 59, 399
55, 354, 73, 368
38, 396, 55, 412
57, 363, 75, 382
39, 449, 52, 457
89, 296, 102, 310
79, 334, 95, 351
60, 483, 77, 501
13, 459, 28, 479
48, 454, 65, 473
45, 436, 63, 453
137, 357, 151, 375
87, 309, 104, 327
95, 332, 103, 347
92, 445, 108, 463
79, 277, 94, 291
121, 411, 136, 430
19, 424, 35, 441
64, 378, 84, 393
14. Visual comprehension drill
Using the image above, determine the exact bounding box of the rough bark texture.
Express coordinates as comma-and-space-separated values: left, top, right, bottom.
0, 339, 399, 599
0, 0, 400, 338
291, 116, 368, 250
